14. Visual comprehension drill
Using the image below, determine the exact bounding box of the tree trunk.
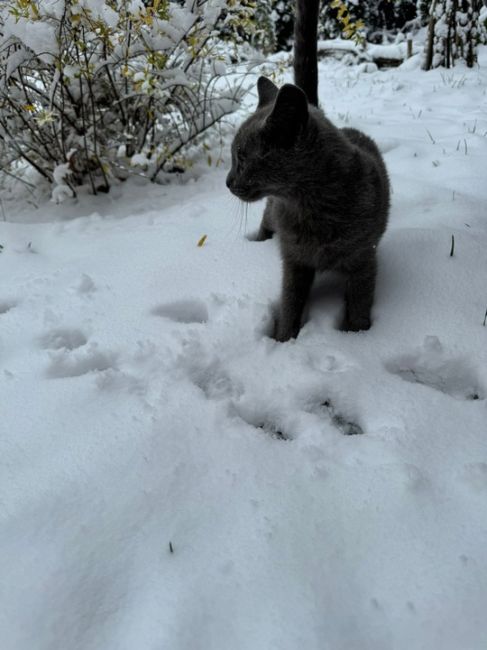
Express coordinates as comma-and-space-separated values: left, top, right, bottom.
423, 0, 438, 70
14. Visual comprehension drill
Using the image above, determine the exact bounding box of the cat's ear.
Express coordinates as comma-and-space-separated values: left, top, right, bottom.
264, 84, 308, 147
257, 76, 278, 108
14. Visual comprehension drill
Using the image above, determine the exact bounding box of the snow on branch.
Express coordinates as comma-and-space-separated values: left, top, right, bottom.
0, 0, 256, 198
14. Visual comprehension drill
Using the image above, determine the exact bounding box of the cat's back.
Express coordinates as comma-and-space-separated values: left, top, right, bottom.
340, 127, 382, 159
340, 126, 390, 220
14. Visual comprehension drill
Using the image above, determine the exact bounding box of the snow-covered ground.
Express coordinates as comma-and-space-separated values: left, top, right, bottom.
1, 49, 487, 650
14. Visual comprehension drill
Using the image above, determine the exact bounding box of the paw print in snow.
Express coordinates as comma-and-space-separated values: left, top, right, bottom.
152, 299, 208, 324
386, 336, 484, 401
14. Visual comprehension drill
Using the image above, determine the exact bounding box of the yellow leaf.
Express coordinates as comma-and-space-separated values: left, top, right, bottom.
197, 235, 207, 247
22, 104, 35, 112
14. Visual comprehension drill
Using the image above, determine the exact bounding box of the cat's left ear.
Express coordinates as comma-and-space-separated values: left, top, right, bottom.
265, 84, 308, 147
257, 76, 279, 108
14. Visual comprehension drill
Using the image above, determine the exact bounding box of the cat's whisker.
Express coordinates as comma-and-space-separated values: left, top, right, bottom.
225, 196, 246, 243
239, 201, 247, 239
219, 195, 242, 244
236, 200, 243, 238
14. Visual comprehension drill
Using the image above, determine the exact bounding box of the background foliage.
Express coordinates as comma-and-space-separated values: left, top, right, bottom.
0, 0, 256, 196
1, 0, 485, 197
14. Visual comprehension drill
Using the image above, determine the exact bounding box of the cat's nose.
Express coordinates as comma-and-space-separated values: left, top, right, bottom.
226, 172, 235, 190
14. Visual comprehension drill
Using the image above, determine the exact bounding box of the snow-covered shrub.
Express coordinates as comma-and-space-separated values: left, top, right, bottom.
319, 1, 417, 44
479, 4, 487, 44
249, 0, 278, 53
416, 0, 432, 25
325, 0, 366, 45
249, 0, 294, 53
423, 0, 481, 69
0, 0, 255, 196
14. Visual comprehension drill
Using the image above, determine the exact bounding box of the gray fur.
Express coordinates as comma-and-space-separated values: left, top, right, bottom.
226, 76, 390, 342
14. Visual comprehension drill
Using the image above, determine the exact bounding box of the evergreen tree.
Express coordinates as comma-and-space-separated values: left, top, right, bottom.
423, 0, 481, 69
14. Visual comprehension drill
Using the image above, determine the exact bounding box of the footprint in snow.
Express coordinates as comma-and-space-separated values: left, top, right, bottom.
234, 398, 363, 441
152, 299, 208, 324
459, 462, 487, 492
191, 361, 238, 400
39, 328, 88, 351
386, 336, 484, 401
47, 343, 116, 378
231, 403, 292, 441
0, 299, 17, 314
320, 399, 364, 436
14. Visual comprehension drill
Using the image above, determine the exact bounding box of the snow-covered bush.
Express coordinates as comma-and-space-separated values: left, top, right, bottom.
423, 0, 481, 69
479, 4, 487, 44
319, 1, 417, 44
0, 0, 255, 196
248, 0, 278, 53
247, 0, 294, 53
416, 0, 432, 25
251, 0, 367, 52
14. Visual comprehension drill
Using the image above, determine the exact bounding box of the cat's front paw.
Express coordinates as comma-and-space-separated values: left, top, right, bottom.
274, 330, 293, 343
273, 319, 299, 342
340, 315, 371, 332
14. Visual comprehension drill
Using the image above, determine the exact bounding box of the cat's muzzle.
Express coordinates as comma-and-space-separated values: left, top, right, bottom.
226, 174, 262, 202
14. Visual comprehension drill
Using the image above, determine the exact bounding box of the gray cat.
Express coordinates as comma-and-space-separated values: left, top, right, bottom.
226, 0, 390, 342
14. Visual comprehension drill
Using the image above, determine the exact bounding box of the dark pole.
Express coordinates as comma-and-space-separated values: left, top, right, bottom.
293, 0, 320, 106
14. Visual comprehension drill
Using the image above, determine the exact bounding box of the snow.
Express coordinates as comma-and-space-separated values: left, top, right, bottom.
2, 15, 58, 58
4, 47, 30, 80
318, 38, 360, 53
317, 39, 421, 65
77, 0, 119, 29
130, 153, 151, 168
1, 46, 487, 650
368, 42, 414, 60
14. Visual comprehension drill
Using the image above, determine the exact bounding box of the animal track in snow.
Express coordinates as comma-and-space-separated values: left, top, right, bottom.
74, 274, 96, 295
0, 299, 17, 314
47, 343, 116, 378
232, 403, 292, 441
152, 299, 209, 324
459, 462, 487, 492
386, 336, 484, 401
320, 399, 364, 436
40, 328, 88, 351
192, 361, 237, 400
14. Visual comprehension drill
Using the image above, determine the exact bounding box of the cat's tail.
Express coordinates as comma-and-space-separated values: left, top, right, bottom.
293, 0, 320, 107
